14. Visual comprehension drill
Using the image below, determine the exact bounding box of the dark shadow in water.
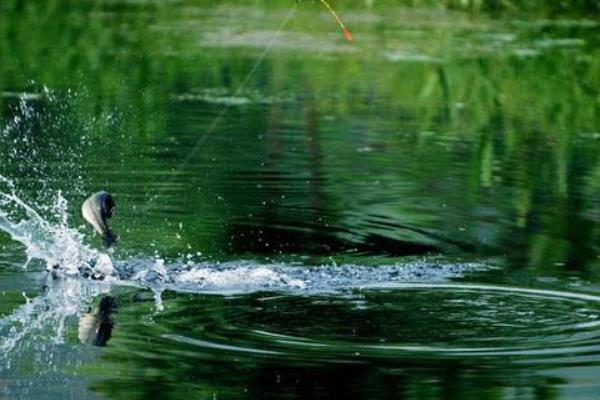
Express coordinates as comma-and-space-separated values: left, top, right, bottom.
79, 296, 117, 347
227, 222, 441, 256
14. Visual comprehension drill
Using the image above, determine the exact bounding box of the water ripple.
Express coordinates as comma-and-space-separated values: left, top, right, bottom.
152, 283, 600, 364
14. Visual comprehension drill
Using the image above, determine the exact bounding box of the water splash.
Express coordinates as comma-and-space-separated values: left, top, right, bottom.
0, 89, 491, 368
0, 171, 484, 294
0, 88, 104, 208
116, 258, 483, 295
0, 179, 114, 370
0, 81, 489, 370
0, 179, 487, 370
0, 177, 103, 275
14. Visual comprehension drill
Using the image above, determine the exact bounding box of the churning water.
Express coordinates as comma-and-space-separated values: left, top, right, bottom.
0, 174, 485, 352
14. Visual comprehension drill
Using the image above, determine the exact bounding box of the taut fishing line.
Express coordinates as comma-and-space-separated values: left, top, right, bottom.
318, 0, 353, 42
170, 1, 352, 177
171, 4, 299, 176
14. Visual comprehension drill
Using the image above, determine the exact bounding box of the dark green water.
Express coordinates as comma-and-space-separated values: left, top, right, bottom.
1, 1, 600, 399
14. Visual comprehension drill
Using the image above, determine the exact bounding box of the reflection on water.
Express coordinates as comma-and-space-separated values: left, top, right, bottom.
1, 0, 600, 399
91, 284, 600, 400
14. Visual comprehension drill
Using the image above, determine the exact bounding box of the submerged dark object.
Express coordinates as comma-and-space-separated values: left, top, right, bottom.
82, 191, 117, 247
78, 296, 117, 346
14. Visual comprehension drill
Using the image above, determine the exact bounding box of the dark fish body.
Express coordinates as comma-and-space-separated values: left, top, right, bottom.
81, 191, 117, 247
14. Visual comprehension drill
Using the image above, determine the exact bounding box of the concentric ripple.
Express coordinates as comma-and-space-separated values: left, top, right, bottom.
159, 283, 600, 364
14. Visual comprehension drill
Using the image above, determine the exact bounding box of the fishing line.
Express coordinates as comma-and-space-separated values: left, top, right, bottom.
170, 0, 351, 178
171, 4, 298, 176
319, 0, 353, 42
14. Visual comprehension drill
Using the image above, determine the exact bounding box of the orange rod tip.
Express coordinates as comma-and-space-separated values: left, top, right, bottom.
343, 27, 353, 43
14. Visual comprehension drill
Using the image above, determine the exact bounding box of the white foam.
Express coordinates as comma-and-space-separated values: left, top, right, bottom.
116, 259, 484, 295
174, 265, 307, 291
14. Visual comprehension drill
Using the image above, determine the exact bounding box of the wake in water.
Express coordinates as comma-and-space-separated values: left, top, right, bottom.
0, 177, 486, 367
0, 176, 483, 293
0, 89, 491, 370
117, 258, 483, 294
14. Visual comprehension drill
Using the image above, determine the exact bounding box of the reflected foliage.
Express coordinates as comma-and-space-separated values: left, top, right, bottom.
0, 1, 600, 399
1, 0, 599, 273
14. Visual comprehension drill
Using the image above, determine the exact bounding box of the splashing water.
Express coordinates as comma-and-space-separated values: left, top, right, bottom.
0, 91, 485, 293
0, 84, 489, 367
116, 258, 484, 295
0, 91, 488, 365
0, 178, 105, 276
0, 89, 92, 200
0, 175, 483, 292
0, 179, 115, 369
0, 178, 488, 368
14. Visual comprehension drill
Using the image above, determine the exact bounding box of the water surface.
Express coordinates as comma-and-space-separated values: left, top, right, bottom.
1, 1, 600, 399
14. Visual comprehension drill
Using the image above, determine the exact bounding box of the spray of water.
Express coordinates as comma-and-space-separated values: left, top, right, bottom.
0, 178, 486, 368
0, 92, 486, 371
0, 180, 104, 275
